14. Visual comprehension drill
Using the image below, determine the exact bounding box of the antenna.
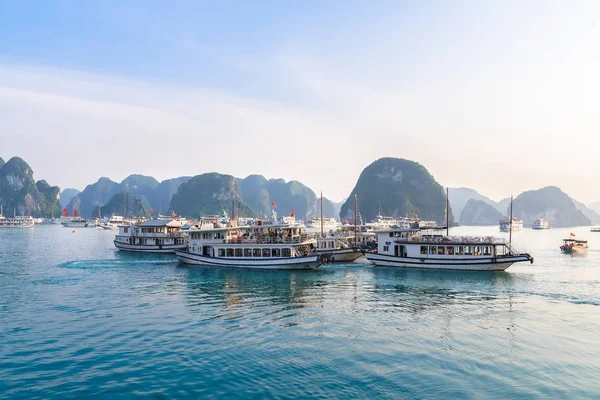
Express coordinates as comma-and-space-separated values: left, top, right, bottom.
509, 195, 513, 246
354, 194, 358, 245
446, 187, 449, 236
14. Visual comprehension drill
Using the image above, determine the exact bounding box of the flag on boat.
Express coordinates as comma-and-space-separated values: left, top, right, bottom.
570, 232, 576, 237
233, 214, 237, 220
272, 202, 277, 208
290, 209, 295, 217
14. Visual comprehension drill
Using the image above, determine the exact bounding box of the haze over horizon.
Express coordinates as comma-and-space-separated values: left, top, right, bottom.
2, 1, 599, 203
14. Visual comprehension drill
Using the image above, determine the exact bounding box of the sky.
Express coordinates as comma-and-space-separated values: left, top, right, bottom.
1, 1, 600, 203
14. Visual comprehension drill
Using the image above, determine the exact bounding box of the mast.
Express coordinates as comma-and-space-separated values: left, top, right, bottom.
354, 194, 358, 245
446, 187, 449, 236
231, 198, 235, 221
320, 191, 324, 237
509, 195, 513, 245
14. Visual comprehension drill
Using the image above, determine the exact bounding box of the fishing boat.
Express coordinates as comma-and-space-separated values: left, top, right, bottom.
364, 193, 533, 271
0, 206, 35, 228
176, 208, 320, 269
532, 218, 550, 230
114, 219, 187, 253
560, 234, 588, 254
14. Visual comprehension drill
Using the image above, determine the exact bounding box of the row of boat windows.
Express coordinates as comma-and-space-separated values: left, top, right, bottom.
212, 248, 293, 258
317, 241, 338, 249
191, 232, 226, 240
420, 245, 493, 256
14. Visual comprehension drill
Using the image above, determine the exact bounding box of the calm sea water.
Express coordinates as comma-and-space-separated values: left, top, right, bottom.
1, 225, 599, 399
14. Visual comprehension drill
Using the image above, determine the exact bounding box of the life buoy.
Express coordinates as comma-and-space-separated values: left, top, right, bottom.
420, 258, 425, 262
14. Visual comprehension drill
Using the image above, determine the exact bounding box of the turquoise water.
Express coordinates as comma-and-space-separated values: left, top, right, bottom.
1, 225, 599, 399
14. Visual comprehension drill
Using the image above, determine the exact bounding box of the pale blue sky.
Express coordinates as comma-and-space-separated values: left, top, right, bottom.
1, 1, 599, 202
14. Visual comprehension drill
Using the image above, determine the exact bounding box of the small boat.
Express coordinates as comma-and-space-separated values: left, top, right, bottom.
114, 219, 187, 253
532, 218, 550, 230
590, 226, 600, 233
560, 237, 588, 254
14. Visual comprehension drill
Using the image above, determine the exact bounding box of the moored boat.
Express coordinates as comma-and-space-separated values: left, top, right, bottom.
364, 227, 533, 271
61, 217, 89, 228
114, 219, 187, 253
499, 217, 523, 232
0, 215, 35, 228
176, 217, 320, 269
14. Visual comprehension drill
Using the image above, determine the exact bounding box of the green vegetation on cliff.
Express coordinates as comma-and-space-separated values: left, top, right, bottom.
513, 186, 590, 227
340, 157, 452, 223
92, 191, 151, 218
0, 157, 61, 217
171, 173, 253, 217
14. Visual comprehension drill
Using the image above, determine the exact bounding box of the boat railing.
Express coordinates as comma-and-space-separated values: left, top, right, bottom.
406, 235, 507, 245
225, 234, 316, 245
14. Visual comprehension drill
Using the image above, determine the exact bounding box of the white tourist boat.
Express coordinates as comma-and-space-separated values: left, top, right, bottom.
100, 215, 127, 230
175, 214, 320, 269
307, 217, 339, 229
316, 230, 364, 263
0, 207, 35, 228
499, 217, 523, 232
532, 218, 550, 230
114, 219, 187, 253
61, 217, 89, 228
364, 227, 533, 271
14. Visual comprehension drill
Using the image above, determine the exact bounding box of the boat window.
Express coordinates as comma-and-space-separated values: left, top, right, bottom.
483, 246, 491, 256
437, 246, 444, 255
420, 246, 428, 255
429, 246, 436, 255
474, 246, 481, 256
383, 245, 389, 252
253, 249, 261, 257
226, 249, 234, 257
124, 227, 128, 233
389, 233, 394, 237
465, 246, 473, 255
282, 248, 291, 257
244, 249, 252, 257
235, 249, 243, 257
457, 246, 464, 255
446, 246, 454, 255
272, 248, 281, 257
262, 248, 271, 257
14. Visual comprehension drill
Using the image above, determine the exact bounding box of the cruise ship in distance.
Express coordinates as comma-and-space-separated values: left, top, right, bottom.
532, 218, 550, 230
499, 217, 523, 232
0, 206, 34, 228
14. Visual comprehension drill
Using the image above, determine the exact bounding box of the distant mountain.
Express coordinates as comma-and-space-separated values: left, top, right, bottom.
340, 157, 453, 224
448, 187, 508, 216
513, 186, 590, 227
92, 191, 151, 219
60, 188, 80, 208
571, 198, 600, 225
68, 175, 190, 217
238, 175, 337, 221
171, 173, 253, 217
588, 201, 600, 216
459, 199, 504, 226
0, 156, 61, 217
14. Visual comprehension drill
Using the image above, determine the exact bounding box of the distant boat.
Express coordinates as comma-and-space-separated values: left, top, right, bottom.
114, 219, 187, 253
590, 226, 600, 233
0, 205, 34, 228
532, 218, 550, 230
499, 217, 523, 232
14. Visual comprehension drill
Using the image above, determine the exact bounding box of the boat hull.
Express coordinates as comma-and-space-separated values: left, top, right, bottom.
114, 241, 187, 254
175, 251, 321, 270
317, 248, 363, 263
364, 253, 532, 271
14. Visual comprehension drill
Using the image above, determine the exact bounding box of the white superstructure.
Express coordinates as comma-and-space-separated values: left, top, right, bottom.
532, 218, 550, 230
365, 227, 533, 271
61, 217, 89, 228
499, 217, 523, 232
176, 221, 321, 270
114, 219, 187, 253
0, 215, 35, 228
307, 217, 339, 229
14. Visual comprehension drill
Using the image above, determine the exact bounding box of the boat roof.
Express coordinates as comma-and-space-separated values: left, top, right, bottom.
137, 219, 181, 228
563, 238, 587, 243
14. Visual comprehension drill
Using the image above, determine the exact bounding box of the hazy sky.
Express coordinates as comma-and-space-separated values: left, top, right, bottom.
1, 1, 599, 203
